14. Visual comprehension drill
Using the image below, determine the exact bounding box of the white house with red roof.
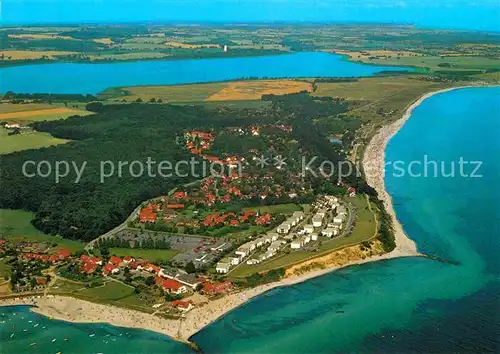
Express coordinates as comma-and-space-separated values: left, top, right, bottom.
161, 279, 187, 295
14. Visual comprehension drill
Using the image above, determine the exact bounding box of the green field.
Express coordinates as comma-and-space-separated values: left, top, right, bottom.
229, 196, 377, 278
0, 259, 12, 278
0, 209, 85, 253
75, 280, 135, 301
99, 82, 228, 102
243, 203, 303, 215
363, 55, 500, 72
0, 127, 69, 155
109, 248, 181, 262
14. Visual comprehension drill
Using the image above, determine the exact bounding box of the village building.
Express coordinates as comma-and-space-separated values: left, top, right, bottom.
228, 255, 240, 265
312, 214, 324, 227
277, 222, 291, 234
311, 232, 319, 241
103, 263, 120, 276
322, 227, 339, 238
303, 224, 314, 234
171, 300, 194, 312
216, 260, 231, 274
123, 256, 135, 264
268, 240, 284, 253
203, 281, 233, 296
161, 279, 188, 295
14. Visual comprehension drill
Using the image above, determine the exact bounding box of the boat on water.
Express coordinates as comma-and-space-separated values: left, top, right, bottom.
89, 333, 96, 337
34, 323, 39, 327
10, 333, 15, 338
52, 338, 57, 342
30, 343, 36, 347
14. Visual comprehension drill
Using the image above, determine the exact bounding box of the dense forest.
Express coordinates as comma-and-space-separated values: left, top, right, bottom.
0, 94, 372, 242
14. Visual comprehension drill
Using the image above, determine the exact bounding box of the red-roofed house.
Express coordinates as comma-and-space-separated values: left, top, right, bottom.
79, 254, 102, 265
171, 300, 194, 312
203, 281, 233, 296
123, 256, 135, 264
56, 249, 71, 260
173, 191, 188, 200
103, 263, 120, 276
166, 204, 185, 209
145, 263, 161, 274
81, 262, 98, 274
256, 213, 272, 225
109, 256, 122, 266
229, 219, 239, 226
161, 279, 187, 295
37, 277, 47, 285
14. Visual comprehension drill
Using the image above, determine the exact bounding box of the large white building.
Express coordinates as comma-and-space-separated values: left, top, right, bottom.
322, 227, 339, 238
303, 224, 314, 234
216, 260, 231, 273
312, 214, 324, 227
277, 222, 291, 234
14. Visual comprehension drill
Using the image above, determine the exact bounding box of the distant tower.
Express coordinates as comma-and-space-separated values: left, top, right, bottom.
223, 45, 228, 53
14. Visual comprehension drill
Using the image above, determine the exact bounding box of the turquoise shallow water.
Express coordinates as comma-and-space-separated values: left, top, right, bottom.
1, 87, 499, 353
0, 52, 413, 94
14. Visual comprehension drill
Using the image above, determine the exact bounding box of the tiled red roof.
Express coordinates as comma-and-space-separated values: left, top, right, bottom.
203, 281, 233, 295
109, 256, 122, 266
162, 279, 184, 291
103, 263, 116, 276
171, 300, 193, 309
56, 249, 71, 259
166, 204, 185, 209
81, 262, 98, 274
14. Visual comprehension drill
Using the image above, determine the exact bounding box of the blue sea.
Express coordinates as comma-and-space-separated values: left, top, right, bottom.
1, 87, 499, 353
0, 52, 413, 94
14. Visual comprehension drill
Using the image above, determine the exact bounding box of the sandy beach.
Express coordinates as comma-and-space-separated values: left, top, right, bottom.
2, 86, 481, 344
361, 86, 478, 256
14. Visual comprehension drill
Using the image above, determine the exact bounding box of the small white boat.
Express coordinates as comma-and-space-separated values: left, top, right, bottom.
10, 333, 14, 338
52, 338, 57, 342
30, 343, 36, 347
34, 324, 39, 328
89, 334, 95, 337
23, 329, 28, 332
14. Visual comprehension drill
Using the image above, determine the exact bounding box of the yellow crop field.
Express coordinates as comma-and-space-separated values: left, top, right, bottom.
206, 80, 313, 101
0, 50, 77, 60
8, 33, 76, 40
165, 41, 220, 49
0, 107, 91, 122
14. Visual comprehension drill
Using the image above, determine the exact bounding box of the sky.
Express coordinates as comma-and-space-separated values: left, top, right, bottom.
1, 0, 499, 32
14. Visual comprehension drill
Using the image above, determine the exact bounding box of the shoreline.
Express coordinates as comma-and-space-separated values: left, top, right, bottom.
1, 85, 490, 344
361, 85, 483, 256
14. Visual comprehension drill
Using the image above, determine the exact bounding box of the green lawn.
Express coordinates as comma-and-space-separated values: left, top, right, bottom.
75, 280, 135, 301
229, 196, 377, 278
109, 248, 181, 262
0, 209, 85, 253
243, 203, 303, 215
366, 55, 500, 71
0, 259, 12, 278
0, 128, 69, 155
